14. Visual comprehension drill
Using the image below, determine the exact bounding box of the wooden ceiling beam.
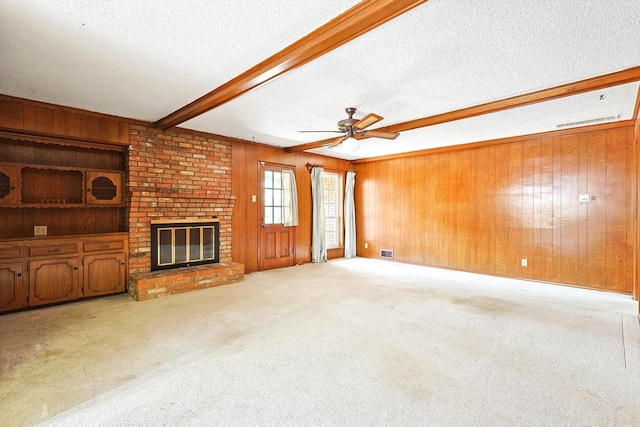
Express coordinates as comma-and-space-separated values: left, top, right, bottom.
154, 0, 428, 130
286, 66, 640, 153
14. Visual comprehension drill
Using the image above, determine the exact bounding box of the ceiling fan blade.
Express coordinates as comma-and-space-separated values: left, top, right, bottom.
354, 113, 383, 130
328, 135, 348, 148
361, 130, 400, 140
297, 130, 345, 133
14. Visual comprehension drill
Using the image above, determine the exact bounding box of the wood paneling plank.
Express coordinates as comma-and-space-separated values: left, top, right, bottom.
397, 157, 411, 262
462, 149, 477, 271
0, 100, 24, 129
447, 152, 459, 269
605, 128, 629, 291
625, 127, 635, 294
53, 110, 65, 135
522, 140, 536, 279
586, 131, 607, 288
65, 112, 83, 137
475, 146, 492, 273
81, 115, 102, 140
539, 138, 554, 282
35, 107, 54, 134
23, 104, 36, 131
507, 143, 523, 277
560, 135, 580, 285
101, 119, 121, 143
494, 144, 510, 275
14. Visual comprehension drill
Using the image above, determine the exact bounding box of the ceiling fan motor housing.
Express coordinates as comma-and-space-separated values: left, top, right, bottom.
338, 118, 358, 131
338, 107, 359, 131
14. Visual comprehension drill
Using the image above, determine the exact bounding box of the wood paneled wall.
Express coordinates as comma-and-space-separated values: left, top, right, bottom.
231, 141, 350, 273
354, 125, 636, 294
0, 95, 129, 145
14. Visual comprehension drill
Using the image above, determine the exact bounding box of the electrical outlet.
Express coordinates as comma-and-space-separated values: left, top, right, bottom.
521, 258, 527, 267
364, 242, 368, 249
34, 225, 48, 236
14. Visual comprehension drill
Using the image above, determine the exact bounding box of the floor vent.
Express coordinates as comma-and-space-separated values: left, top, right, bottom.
380, 249, 394, 259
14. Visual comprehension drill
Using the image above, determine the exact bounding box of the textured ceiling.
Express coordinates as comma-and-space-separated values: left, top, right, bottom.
1, 0, 639, 160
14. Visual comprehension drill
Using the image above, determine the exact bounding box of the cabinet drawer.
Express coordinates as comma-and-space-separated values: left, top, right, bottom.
83, 240, 125, 252
29, 244, 78, 257
0, 245, 22, 260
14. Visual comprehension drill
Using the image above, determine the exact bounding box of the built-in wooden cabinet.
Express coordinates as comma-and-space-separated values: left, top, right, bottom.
83, 252, 126, 297
0, 165, 20, 204
29, 256, 80, 306
0, 132, 129, 313
0, 260, 24, 312
0, 233, 128, 313
86, 171, 123, 205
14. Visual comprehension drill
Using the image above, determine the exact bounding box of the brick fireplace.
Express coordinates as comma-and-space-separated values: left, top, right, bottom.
126, 124, 244, 301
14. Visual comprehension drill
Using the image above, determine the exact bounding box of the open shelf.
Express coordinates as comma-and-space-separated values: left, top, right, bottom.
0, 134, 126, 239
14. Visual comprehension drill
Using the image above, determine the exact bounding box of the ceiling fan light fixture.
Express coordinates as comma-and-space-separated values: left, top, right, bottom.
342, 136, 360, 152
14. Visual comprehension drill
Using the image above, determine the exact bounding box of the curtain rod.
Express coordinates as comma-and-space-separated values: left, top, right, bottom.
305, 162, 354, 173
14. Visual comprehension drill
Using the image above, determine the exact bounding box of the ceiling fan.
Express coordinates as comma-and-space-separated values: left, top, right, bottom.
298, 107, 400, 152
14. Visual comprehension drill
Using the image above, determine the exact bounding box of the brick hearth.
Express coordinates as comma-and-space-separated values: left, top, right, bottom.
129, 262, 244, 301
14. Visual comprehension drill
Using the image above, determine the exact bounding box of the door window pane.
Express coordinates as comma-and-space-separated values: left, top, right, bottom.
263, 168, 287, 225
273, 207, 282, 224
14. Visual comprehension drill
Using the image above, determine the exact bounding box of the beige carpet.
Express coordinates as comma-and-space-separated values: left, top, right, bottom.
1, 258, 639, 426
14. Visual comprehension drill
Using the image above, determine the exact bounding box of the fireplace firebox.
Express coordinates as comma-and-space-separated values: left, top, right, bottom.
150, 219, 220, 271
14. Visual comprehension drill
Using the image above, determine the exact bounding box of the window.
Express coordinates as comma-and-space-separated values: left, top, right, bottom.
323, 172, 343, 249
264, 170, 283, 224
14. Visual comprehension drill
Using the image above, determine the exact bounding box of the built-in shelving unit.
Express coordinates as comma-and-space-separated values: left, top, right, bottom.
0, 134, 126, 238
0, 132, 128, 313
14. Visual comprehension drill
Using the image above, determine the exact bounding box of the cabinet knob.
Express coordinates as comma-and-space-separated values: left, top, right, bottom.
99, 244, 110, 248
17, 272, 22, 277
48, 248, 61, 253
120, 262, 125, 266
73, 266, 79, 271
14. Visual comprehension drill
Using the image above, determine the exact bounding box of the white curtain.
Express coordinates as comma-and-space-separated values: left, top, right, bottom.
311, 166, 327, 263
282, 169, 298, 227
344, 171, 356, 258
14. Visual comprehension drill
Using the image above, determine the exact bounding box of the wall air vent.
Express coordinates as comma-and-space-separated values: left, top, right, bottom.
380, 249, 394, 259
556, 114, 620, 129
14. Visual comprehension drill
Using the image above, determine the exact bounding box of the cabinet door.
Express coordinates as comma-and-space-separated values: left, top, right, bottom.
86, 171, 123, 205
0, 261, 24, 312
0, 165, 20, 204
83, 252, 126, 297
29, 257, 80, 306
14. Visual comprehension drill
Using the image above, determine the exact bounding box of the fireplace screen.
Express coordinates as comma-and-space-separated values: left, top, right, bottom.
151, 219, 220, 271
